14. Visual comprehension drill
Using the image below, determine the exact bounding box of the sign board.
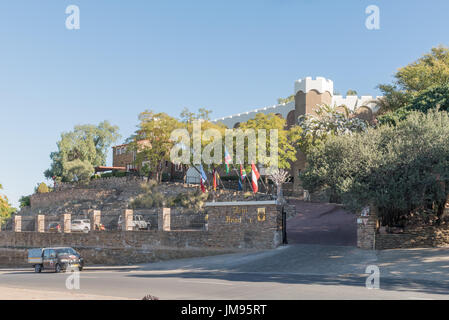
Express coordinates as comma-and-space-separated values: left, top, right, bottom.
257, 208, 266, 222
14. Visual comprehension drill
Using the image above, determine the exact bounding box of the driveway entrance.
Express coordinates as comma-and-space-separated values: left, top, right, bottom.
286, 201, 357, 246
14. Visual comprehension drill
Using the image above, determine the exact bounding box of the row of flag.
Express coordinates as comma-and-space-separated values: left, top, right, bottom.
199, 147, 260, 193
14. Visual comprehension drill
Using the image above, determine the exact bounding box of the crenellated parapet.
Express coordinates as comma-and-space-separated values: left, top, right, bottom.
294, 76, 334, 95
332, 95, 382, 112
213, 76, 383, 128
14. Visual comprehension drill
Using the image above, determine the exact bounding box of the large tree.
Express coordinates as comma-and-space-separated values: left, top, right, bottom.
377, 45, 449, 114
238, 113, 302, 171
45, 121, 120, 182
297, 104, 368, 155
128, 111, 182, 183
0, 184, 16, 226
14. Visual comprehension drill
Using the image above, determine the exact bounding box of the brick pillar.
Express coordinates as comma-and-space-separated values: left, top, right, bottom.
124, 209, 133, 231
14, 215, 22, 232
357, 205, 379, 250
91, 210, 101, 231
158, 208, 171, 231
63, 213, 71, 233
36, 215, 45, 233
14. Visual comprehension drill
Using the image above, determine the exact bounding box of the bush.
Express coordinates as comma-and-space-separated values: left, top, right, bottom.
166, 190, 207, 211
36, 182, 50, 193
301, 110, 449, 226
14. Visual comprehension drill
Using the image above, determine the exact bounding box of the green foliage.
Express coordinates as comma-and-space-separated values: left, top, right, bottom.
0, 184, 15, 226
45, 121, 120, 182
346, 89, 358, 96
239, 113, 301, 170
377, 83, 449, 126
166, 190, 207, 211
19, 195, 31, 208
408, 83, 449, 113
297, 104, 368, 154
36, 182, 50, 194
277, 95, 295, 104
129, 181, 164, 209
301, 110, 449, 226
377, 45, 449, 114
128, 111, 182, 183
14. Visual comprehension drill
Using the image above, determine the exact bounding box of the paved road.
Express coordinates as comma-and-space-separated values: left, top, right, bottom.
287, 201, 357, 246
1, 244, 449, 299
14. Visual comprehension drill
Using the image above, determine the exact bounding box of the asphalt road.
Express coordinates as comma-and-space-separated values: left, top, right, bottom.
1, 244, 449, 300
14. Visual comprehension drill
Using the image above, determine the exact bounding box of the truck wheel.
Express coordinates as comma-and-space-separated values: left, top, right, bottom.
34, 265, 42, 273
55, 264, 61, 273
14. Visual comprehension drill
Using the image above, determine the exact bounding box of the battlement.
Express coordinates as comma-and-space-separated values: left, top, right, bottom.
294, 76, 334, 95
332, 95, 383, 111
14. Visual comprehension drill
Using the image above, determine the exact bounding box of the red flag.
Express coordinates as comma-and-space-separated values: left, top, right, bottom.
251, 163, 260, 193
200, 179, 206, 193
213, 169, 217, 191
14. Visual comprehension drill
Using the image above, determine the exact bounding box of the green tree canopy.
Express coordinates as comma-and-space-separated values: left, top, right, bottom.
297, 104, 369, 155
301, 110, 449, 226
238, 113, 302, 171
377, 45, 449, 114
128, 111, 182, 183
0, 184, 16, 226
45, 121, 120, 182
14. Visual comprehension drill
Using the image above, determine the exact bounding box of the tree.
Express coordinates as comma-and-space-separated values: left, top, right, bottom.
0, 184, 16, 227
346, 89, 358, 96
277, 95, 295, 104
36, 182, 50, 194
297, 104, 368, 155
129, 111, 182, 183
301, 110, 449, 226
238, 113, 301, 171
269, 169, 290, 202
377, 83, 449, 126
19, 195, 31, 208
45, 121, 120, 182
377, 45, 449, 113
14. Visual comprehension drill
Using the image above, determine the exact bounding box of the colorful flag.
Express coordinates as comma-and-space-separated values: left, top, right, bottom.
224, 147, 232, 173
251, 163, 260, 193
238, 178, 243, 191
213, 169, 217, 191
199, 165, 207, 193
240, 165, 247, 181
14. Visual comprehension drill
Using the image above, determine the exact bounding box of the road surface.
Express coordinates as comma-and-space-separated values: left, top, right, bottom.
1, 244, 449, 299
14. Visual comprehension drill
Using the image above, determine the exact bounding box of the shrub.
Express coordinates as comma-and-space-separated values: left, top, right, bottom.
36, 182, 50, 194
301, 110, 449, 226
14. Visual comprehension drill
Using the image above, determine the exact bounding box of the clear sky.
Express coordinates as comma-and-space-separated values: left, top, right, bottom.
1, 0, 448, 207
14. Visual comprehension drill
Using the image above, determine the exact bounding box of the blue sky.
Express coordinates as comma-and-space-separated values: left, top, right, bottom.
0, 0, 448, 206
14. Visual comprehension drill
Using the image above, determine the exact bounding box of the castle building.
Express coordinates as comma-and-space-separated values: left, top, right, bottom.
213, 76, 382, 189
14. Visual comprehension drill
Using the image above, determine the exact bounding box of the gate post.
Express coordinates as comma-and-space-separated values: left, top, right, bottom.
91, 210, 101, 231
14, 215, 22, 232
63, 213, 71, 233
124, 209, 133, 231
158, 208, 171, 231
36, 214, 45, 233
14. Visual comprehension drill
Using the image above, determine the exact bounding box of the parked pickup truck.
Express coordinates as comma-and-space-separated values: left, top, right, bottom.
28, 247, 84, 273
117, 214, 151, 230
